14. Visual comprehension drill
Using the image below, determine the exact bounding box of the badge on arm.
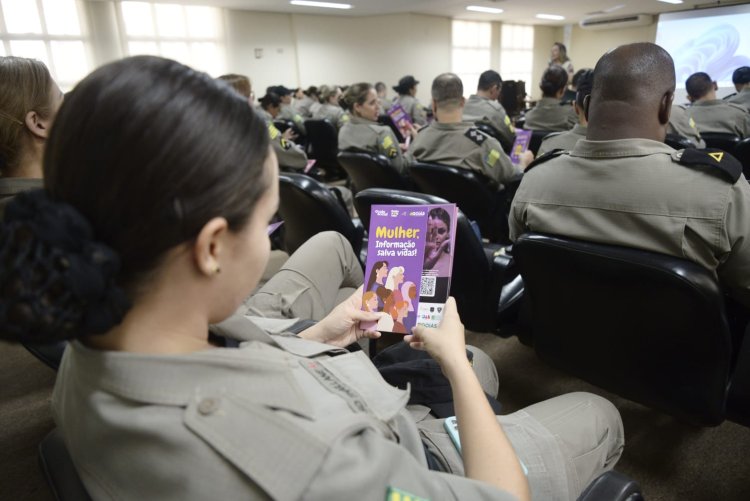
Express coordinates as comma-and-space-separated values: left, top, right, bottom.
386, 486, 428, 501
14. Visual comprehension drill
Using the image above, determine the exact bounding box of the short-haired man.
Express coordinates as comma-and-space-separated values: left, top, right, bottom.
407, 73, 533, 190
537, 69, 594, 156
510, 43, 750, 308
685, 72, 750, 138
726, 66, 750, 111
462, 70, 516, 152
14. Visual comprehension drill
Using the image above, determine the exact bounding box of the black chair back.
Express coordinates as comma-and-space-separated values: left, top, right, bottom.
513, 233, 734, 425
377, 114, 405, 143
408, 162, 511, 244
278, 173, 363, 256
664, 133, 696, 150
355, 189, 509, 333
733, 137, 750, 179
337, 151, 412, 194
528, 129, 556, 155
701, 132, 741, 153
304, 119, 346, 180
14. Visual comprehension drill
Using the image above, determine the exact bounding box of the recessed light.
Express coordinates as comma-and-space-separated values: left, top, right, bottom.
466, 6, 504, 14
657, 0, 684, 4
536, 13, 566, 20
289, 1, 352, 9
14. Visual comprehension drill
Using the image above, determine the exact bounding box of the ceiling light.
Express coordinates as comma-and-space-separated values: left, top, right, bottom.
466, 6, 504, 14
657, 0, 684, 4
289, 1, 352, 9
536, 13, 565, 20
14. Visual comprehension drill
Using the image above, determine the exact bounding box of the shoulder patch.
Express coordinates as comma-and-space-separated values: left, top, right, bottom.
673, 148, 743, 183
465, 127, 487, 146
268, 123, 280, 140
524, 149, 566, 172
386, 486, 428, 501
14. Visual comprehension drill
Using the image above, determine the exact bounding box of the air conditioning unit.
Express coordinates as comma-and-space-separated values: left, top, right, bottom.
579, 14, 654, 30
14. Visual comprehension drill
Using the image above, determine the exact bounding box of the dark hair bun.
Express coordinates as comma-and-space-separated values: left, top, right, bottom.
0, 190, 130, 343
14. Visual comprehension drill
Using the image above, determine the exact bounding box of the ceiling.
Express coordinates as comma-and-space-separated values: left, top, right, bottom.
124, 0, 739, 25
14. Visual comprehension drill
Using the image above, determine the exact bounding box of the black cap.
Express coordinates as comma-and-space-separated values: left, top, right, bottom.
272, 85, 293, 96
733, 67, 750, 85
393, 75, 419, 94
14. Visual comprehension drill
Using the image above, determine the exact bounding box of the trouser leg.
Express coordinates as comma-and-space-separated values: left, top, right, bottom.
242, 231, 363, 321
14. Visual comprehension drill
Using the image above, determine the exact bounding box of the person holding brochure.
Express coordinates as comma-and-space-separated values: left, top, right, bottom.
407, 73, 533, 191
0, 56, 623, 501
393, 75, 428, 126
339, 82, 413, 174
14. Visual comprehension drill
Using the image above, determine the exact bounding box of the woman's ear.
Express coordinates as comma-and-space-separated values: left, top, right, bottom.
193, 217, 229, 277
24, 110, 51, 139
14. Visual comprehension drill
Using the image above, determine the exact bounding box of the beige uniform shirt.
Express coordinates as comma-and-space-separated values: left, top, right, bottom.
687, 99, 750, 138
312, 103, 350, 130
52, 317, 518, 501
523, 97, 576, 132
0, 177, 43, 219
394, 95, 428, 126
510, 138, 750, 307
294, 95, 316, 118
537, 124, 587, 156
667, 105, 706, 148
463, 94, 516, 152
727, 88, 750, 112
406, 121, 521, 190
278, 104, 307, 135
267, 121, 308, 170
338, 116, 406, 174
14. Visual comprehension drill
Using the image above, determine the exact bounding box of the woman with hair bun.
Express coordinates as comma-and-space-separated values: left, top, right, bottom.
0, 56, 63, 216
338, 82, 412, 174
0, 56, 623, 501
311, 85, 349, 129
523, 65, 576, 132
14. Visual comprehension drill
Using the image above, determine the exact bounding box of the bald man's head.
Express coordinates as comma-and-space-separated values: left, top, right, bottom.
431, 73, 464, 112
586, 43, 675, 141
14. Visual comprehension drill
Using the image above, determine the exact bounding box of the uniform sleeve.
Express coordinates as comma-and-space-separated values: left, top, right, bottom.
479, 138, 522, 189
717, 180, 750, 309
291, 111, 307, 135
269, 123, 308, 169
378, 128, 406, 174
412, 101, 428, 126
303, 428, 518, 501
337, 111, 350, 130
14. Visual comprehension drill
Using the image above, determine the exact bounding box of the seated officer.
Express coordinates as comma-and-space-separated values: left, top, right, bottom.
685, 72, 750, 138
538, 69, 593, 156
667, 103, 705, 148
462, 70, 516, 152
273, 85, 307, 135
510, 42, 750, 309
407, 73, 532, 190
726, 66, 750, 111
523, 66, 576, 132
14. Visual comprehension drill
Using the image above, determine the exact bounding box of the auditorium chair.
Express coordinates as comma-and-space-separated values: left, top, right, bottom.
473, 123, 513, 153
377, 114, 405, 143
733, 137, 750, 179
407, 162, 518, 244
304, 119, 347, 181
664, 133, 696, 150
513, 232, 750, 426
272, 119, 306, 148
337, 151, 413, 194
355, 188, 524, 334
700, 132, 740, 153
278, 173, 364, 258
527, 129, 557, 156
22, 342, 67, 371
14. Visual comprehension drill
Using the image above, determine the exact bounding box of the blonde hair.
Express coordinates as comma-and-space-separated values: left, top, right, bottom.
0, 57, 54, 174
385, 266, 405, 291
362, 290, 377, 311
217, 74, 252, 99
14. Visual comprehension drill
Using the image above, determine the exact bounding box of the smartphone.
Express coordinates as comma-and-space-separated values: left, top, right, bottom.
443, 416, 462, 454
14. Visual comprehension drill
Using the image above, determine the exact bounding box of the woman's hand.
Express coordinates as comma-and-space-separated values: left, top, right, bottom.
403, 297, 469, 377
282, 128, 298, 142
298, 286, 383, 347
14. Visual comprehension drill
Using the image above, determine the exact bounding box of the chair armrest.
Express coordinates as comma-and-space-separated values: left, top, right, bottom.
577, 471, 643, 501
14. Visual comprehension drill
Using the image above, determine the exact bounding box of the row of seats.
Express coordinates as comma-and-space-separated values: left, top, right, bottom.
275, 172, 750, 429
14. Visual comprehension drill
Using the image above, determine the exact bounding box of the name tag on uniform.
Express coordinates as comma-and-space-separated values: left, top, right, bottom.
300, 360, 371, 413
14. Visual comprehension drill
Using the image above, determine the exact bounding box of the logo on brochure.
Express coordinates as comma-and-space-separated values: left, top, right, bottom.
409, 211, 426, 216
375, 209, 388, 217
390, 209, 400, 217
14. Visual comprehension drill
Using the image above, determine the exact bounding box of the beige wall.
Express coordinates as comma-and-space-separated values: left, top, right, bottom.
568, 23, 658, 71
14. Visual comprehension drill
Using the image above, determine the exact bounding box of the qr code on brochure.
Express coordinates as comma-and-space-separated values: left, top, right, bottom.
420, 275, 436, 297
